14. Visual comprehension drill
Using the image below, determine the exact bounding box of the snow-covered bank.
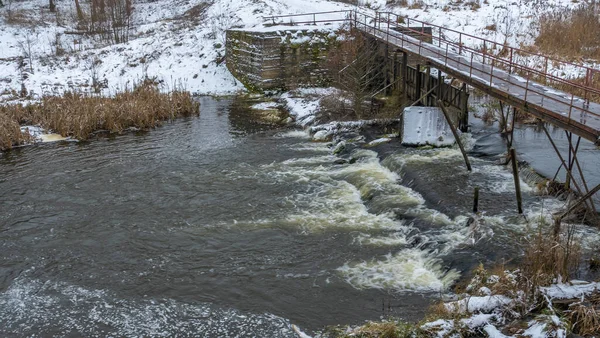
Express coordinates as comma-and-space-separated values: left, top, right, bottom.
1, 0, 598, 102
0, 0, 354, 101
319, 271, 599, 338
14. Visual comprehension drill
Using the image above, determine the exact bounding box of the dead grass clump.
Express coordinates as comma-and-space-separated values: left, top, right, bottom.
521, 224, 582, 291
568, 298, 600, 336
484, 23, 497, 31
182, 2, 211, 24
465, 1, 480, 11
408, 0, 425, 9
535, 3, 600, 60
0, 81, 200, 150
0, 111, 31, 151
325, 320, 416, 338
4, 9, 38, 26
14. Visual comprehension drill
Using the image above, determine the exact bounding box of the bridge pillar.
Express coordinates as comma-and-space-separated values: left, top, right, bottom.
415, 64, 422, 105
459, 83, 469, 132
401, 52, 408, 101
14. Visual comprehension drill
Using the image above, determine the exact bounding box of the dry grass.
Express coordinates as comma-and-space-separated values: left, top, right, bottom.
324, 320, 417, 338
568, 298, 600, 336
521, 224, 582, 286
0, 81, 200, 151
535, 3, 600, 60
484, 23, 497, 31
408, 0, 425, 9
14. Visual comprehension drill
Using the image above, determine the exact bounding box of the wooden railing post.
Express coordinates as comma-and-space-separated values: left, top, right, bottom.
508, 48, 513, 74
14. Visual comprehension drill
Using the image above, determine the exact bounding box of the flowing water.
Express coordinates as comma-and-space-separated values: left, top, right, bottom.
1, 97, 598, 336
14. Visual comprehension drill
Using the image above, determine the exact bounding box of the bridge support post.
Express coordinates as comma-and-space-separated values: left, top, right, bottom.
384, 44, 390, 95
424, 65, 431, 106
542, 125, 598, 223
401, 52, 408, 101
438, 75, 444, 103
415, 64, 422, 105
459, 83, 468, 132
437, 100, 472, 172
509, 148, 523, 214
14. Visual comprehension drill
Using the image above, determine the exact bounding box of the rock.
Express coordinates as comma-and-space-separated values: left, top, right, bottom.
332, 141, 346, 154
312, 130, 332, 142
333, 159, 348, 165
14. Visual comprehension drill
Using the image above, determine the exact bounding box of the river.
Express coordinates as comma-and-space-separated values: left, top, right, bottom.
0, 97, 598, 336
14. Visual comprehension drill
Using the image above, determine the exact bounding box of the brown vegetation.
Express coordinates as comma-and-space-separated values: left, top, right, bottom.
323, 219, 598, 337
535, 3, 600, 60
0, 81, 200, 151
326, 29, 387, 120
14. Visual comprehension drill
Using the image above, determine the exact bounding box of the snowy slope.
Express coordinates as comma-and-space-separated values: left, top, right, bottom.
0, 0, 355, 99
0, 0, 597, 100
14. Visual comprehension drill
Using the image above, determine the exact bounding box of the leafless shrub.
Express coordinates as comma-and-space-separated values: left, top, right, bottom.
326, 29, 385, 119
17, 30, 37, 74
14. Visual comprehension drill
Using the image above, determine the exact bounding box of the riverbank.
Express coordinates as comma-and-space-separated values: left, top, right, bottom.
0, 81, 200, 151
277, 87, 600, 337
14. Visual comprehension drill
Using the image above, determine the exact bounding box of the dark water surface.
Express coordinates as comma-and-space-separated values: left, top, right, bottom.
1, 97, 598, 336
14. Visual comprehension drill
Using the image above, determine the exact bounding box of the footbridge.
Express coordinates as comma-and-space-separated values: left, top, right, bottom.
261, 10, 600, 221
264, 10, 600, 146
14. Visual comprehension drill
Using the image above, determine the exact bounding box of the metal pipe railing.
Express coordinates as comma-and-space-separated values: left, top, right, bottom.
262, 10, 600, 126
365, 13, 600, 123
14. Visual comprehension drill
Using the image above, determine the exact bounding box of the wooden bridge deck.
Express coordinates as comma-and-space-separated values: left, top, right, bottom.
356, 23, 600, 145
262, 10, 600, 144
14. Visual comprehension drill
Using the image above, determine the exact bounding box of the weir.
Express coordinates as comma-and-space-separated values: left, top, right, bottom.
227, 10, 600, 220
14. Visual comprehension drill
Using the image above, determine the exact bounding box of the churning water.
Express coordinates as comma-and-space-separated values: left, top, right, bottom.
1, 97, 598, 336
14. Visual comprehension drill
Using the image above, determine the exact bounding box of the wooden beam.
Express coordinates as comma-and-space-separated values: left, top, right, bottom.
437, 100, 472, 171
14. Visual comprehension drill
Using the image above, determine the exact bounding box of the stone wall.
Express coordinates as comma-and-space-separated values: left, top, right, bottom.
226, 27, 339, 92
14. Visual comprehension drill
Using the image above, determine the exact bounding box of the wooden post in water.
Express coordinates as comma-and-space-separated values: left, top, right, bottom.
425, 65, 431, 106
384, 44, 390, 95
438, 75, 444, 103
459, 83, 468, 132
415, 64, 422, 104
473, 187, 479, 213
402, 52, 408, 101
437, 100, 472, 172
510, 147, 523, 214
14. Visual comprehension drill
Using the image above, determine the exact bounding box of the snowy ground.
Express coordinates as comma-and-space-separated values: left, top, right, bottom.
1, 0, 598, 102
0, 0, 354, 100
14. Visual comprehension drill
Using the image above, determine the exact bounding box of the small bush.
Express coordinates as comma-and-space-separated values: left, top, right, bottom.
484, 23, 497, 31
466, 1, 480, 11
408, 0, 425, 9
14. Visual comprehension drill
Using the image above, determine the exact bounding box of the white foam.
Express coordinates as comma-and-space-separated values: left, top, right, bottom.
478, 165, 534, 194
355, 232, 410, 246
0, 277, 297, 337
338, 249, 460, 292
275, 130, 311, 139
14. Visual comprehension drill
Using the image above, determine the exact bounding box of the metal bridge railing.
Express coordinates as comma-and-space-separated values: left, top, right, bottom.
262, 10, 600, 130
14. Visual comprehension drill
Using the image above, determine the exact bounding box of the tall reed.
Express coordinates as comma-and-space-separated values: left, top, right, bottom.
0, 81, 200, 151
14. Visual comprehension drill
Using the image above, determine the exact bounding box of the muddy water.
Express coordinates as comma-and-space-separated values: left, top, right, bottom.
0, 97, 598, 336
